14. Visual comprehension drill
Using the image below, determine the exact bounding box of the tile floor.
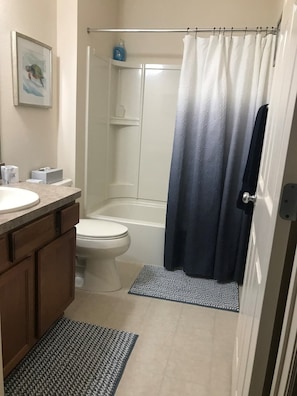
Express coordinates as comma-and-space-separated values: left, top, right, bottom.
65, 261, 238, 396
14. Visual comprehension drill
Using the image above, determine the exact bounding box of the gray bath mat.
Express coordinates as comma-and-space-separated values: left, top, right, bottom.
129, 265, 239, 312
4, 317, 138, 396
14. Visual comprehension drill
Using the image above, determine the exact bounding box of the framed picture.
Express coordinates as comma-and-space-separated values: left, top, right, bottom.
11, 31, 52, 108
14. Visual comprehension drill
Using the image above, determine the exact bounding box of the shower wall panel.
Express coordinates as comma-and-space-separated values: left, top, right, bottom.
138, 65, 180, 202
110, 65, 143, 119
85, 56, 181, 212
109, 125, 141, 197
108, 62, 180, 202
85, 49, 109, 213
108, 61, 143, 198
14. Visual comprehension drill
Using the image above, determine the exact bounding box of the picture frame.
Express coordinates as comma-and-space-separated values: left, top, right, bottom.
11, 31, 52, 108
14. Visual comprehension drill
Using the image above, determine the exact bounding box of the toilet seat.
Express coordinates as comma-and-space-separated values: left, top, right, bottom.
76, 219, 128, 240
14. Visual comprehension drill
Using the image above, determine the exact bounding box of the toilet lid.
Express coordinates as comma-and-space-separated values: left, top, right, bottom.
76, 219, 128, 239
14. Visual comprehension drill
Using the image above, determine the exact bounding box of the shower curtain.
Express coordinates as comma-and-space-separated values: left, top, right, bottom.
164, 33, 276, 283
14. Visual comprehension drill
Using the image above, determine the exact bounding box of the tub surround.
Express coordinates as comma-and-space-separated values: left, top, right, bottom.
89, 198, 165, 266
85, 56, 179, 267
0, 182, 81, 377
85, 54, 180, 215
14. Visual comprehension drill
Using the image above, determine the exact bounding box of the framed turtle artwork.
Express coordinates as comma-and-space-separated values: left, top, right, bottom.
11, 32, 52, 108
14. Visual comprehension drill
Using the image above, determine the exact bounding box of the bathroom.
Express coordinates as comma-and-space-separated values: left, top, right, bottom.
1, 0, 282, 265
0, 0, 283, 211
0, 0, 288, 395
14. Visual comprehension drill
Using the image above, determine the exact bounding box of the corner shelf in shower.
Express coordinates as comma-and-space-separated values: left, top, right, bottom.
110, 117, 140, 126
111, 59, 143, 69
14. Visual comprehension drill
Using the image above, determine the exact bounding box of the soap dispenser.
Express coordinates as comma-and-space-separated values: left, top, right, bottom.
113, 39, 126, 62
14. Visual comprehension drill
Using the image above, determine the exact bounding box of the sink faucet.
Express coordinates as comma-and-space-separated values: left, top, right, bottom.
0, 163, 5, 183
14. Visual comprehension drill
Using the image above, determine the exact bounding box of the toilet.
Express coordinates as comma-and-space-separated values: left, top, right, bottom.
52, 179, 130, 293
75, 219, 130, 292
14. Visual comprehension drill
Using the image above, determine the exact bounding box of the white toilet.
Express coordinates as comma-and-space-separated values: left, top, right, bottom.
52, 179, 130, 293
75, 219, 130, 292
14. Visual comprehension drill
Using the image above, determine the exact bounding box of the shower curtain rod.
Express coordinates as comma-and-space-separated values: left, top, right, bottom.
87, 26, 278, 34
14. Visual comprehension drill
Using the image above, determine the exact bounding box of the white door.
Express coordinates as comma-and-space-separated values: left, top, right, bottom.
232, 0, 297, 394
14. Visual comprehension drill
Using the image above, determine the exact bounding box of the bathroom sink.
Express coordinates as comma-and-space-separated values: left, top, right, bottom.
0, 186, 40, 214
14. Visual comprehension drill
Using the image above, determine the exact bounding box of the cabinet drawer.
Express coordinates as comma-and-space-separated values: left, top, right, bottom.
11, 214, 56, 262
0, 235, 11, 274
60, 203, 79, 234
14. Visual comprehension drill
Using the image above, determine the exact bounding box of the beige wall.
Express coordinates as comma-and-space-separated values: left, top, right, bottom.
0, 0, 117, 186
57, 0, 117, 215
56, 0, 78, 186
0, 0, 285, 191
117, 0, 284, 62
0, 0, 57, 182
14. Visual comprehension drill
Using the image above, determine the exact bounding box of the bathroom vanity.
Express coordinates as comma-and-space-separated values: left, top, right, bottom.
0, 182, 81, 377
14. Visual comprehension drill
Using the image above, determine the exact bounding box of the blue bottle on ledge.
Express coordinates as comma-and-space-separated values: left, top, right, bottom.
113, 39, 126, 62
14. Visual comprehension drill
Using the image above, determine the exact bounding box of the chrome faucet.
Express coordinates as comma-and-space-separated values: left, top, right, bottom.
0, 163, 5, 182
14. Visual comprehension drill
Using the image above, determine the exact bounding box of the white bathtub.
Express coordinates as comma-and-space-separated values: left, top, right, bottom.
88, 198, 166, 266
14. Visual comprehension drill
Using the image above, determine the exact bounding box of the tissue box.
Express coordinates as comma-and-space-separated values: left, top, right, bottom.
31, 168, 63, 184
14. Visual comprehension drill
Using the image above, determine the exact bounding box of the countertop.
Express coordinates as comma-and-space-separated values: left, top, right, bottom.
0, 182, 81, 235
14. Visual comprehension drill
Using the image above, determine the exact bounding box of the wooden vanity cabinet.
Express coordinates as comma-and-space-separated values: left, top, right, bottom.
0, 235, 11, 274
37, 228, 76, 337
0, 202, 79, 377
0, 255, 35, 377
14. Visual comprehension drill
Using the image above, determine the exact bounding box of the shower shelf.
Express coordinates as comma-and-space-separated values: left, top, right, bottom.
111, 59, 143, 70
110, 117, 140, 126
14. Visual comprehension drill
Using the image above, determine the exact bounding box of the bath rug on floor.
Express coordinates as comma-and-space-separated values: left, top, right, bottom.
4, 317, 138, 396
129, 265, 239, 312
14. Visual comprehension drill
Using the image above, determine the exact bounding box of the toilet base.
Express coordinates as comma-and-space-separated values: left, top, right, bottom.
82, 257, 121, 293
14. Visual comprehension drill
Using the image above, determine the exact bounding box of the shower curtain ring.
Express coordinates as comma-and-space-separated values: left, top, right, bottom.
186, 27, 190, 35
195, 27, 198, 38
244, 27, 247, 37
231, 27, 234, 38
213, 27, 216, 36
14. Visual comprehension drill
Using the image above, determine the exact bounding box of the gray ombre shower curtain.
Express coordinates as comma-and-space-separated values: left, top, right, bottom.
164, 33, 275, 283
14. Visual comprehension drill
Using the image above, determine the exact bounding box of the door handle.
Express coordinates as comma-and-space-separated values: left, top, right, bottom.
242, 192, 257, 204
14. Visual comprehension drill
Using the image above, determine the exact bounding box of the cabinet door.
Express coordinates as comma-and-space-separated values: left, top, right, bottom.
0, 255, 35, 377
0, 235, 10, 275
37, 228, 75, 337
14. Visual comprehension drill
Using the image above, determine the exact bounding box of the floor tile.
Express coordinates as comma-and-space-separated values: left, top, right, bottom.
65, 262, 238, 396
159, 375, 210, 396
115, 360, 163, 396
